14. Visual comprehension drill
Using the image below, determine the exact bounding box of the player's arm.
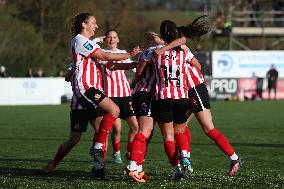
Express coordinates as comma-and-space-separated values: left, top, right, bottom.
134, 60, 147, 83
188, 57, 202, 71
154, 37, 187, 55
91, 46, 140, 61
105, 61, 138, 71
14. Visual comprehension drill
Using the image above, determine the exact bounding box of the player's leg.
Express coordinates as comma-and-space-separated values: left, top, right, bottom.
173, 99, 193, 173
157, 99, 183, 180
191, 84, 243, 176
111, 118, 123, 163
127, 92, 153, 182
80, 88, 119, 179
43, 109, 88, 173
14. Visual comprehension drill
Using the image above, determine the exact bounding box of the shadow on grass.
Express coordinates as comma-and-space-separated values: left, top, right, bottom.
0, 158, 92, 163
0, 167, 170, 182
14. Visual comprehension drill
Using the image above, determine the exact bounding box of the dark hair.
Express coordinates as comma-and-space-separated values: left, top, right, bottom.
105, 29, 118, 37
71, 12, 93, 37
177, 15, 212, 40
160, 20, 180, 43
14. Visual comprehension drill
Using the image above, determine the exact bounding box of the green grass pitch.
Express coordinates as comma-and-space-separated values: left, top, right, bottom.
0, 101, 283, 188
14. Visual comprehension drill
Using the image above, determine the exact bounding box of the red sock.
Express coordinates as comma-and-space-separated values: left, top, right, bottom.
185, 127, 191, 152
112, 141, 120, 153
164, 141, 179, 166
207, 128, 234, 156
137, 140, 146, 165
130, 133, 146, 163
53, 145, 69, 166
175, 132, 189, 151
95, 114, 116, 145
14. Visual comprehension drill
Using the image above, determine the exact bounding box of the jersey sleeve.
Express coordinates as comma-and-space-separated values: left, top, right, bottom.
185, 51, 195, 62
74, 37, 100, 57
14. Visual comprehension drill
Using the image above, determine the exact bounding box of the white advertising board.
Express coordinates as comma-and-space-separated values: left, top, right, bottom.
0, 78, 72, 105
212, 51, 284, 78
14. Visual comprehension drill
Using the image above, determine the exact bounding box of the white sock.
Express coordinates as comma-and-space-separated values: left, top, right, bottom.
230, 153, 238, 161
127, 160, 137, 171
181, 150, 188, 158
114, 151, 120, 155
137, 165, 143, 172
94, 143, 103, 149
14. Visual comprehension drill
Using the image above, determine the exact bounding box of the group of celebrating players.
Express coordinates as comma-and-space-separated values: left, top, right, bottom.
43, 12, 244, 183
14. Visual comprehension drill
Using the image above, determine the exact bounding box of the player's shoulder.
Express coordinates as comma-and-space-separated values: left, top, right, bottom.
73, 34, 99, 49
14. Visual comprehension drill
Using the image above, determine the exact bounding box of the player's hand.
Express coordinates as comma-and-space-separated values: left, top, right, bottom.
130, 46, 141, 57
98, 36, 106, 43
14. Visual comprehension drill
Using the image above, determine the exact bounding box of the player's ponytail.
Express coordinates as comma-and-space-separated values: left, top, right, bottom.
177, 15, 212, 40
71, 12, 93, 37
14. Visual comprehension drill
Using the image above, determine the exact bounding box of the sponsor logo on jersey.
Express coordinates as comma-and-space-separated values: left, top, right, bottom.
83, 41, 93, 50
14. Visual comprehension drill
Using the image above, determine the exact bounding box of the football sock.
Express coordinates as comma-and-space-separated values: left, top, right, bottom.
130, 133, 146, 163
175, 132, 189, 152
230, 152, 239, 161
164, 141, 179, 166
127, 160, 138, 171
95, 114, 116, 145
207, 128, 234, 156
185, 126, 191, 152
53, 145, 69, 166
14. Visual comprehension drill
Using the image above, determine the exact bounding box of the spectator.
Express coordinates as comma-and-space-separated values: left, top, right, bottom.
213, 11, 225, 35
266, 64, 278, 100
26, 68, 33, 77
248, 0, 262, 27
0, 65, 7, 77
34, 68, 45, 77
273, 1, 284, 27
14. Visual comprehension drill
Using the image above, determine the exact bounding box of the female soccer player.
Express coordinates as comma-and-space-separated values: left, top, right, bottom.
127, 32, 164, 183
155, 18, 244, 177
70, 12, 140, 179
42, 63, 100, 173
99, 29, 139, 164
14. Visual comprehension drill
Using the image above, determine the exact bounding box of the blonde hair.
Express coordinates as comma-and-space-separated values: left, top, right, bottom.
142, 32, 158, 50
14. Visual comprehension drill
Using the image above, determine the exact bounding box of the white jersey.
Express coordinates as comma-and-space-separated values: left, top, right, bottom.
101, 49, 132, 97
70, 34, 103, 98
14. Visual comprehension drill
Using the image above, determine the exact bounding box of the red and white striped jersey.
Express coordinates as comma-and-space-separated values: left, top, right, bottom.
184, 51, 205, 90
100, 49, 132, 97
151, 49, 189, 100
132, 46, 158, 94
70, 34, 103, 97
